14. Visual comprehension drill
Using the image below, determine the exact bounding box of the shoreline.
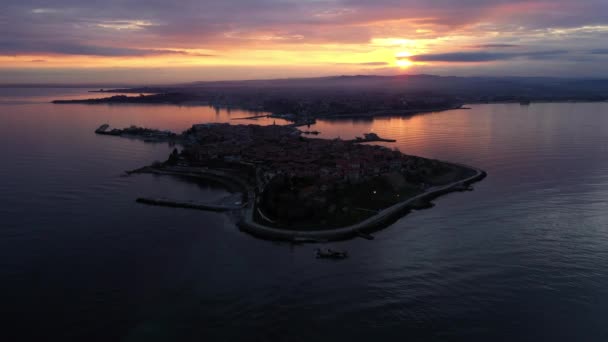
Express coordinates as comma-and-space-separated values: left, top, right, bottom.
238, 163, 486, 242
53, 95, 463, 120
128, 161, 485, 242
103, 121, 487, 243
128, 166, 251, 199
316, 104, 466, 119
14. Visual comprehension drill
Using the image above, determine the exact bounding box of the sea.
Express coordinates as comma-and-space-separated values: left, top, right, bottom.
2, 88, 608, 341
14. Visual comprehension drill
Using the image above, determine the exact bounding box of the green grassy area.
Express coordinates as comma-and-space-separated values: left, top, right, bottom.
337, 175, 422, 211
257, 173, 423, 230
255, 163, 477, 231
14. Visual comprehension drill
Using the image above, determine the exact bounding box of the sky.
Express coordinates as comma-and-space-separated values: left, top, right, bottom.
1, 0, 608, 84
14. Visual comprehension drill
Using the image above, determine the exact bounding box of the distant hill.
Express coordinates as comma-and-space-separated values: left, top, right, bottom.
116, 74, 608, 101
50, 74, 608, 116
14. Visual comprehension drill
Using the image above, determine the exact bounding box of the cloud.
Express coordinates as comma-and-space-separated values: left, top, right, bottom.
408, 50, 570, 62
96, 20, 157, 31
2, 0, 608, 80
0, 39, 214, 57
3, 0, 608, 52
590, 49, 608, 54
334, 62, 389, 66
469, 44, 520, 49
44, 45, 180, 57
31, 8, 60, 14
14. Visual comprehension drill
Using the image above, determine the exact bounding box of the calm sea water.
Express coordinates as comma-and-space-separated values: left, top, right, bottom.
2, 88, 608, 341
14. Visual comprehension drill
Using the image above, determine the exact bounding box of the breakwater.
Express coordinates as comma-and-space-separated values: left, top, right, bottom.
136, 197, 242, 212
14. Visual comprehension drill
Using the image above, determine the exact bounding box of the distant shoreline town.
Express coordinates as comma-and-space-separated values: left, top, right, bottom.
52, 74, 608, 122
54, 91, 466, 121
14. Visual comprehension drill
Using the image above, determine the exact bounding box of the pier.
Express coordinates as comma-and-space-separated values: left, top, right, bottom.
94, 124, 178, 142
230, 114, 270, 120
136, 197, 243, 212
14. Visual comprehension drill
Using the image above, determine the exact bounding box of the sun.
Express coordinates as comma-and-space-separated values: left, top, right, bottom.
395, 51, 413, 68
396, 59, 413, 68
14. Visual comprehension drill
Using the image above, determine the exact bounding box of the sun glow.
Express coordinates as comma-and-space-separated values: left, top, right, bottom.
395, 51, 413, 68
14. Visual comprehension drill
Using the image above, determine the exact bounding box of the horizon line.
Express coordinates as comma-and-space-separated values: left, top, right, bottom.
1, 73, 607, 88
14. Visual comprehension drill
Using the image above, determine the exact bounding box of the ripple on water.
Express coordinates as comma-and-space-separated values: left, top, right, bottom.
4, 99, 608, 340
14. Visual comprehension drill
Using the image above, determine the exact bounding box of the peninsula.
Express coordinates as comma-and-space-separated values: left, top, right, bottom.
100, 122, 486, 241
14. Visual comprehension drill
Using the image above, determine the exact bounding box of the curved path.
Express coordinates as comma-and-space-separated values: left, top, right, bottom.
239, 164, 486, 242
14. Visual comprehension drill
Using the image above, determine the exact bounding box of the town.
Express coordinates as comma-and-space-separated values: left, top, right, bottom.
114, 122, 482, 233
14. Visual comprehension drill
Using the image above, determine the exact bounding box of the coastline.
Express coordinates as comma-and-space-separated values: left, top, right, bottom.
53, 94, 464, 120
128, 158, 485, 242
93, 117, 488, 243
316, 104, 466, 119
128, 166, 251, 199
238, 163, 486, 242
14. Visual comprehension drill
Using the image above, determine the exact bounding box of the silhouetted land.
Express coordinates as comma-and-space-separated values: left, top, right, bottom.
54, 74, 608, 120
102, 122, 485, 240
54, 93, 201, 105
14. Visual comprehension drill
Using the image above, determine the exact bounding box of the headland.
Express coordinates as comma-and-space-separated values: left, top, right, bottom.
97, 121, 486, 242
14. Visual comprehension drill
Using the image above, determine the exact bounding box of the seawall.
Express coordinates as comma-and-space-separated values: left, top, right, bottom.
238, 164, 487, 242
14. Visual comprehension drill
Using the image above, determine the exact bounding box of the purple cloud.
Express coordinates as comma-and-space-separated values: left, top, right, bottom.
2, 0, 608, 54
470, 44, 520, 49
2, 0, 608, 79
408, 50, 570, 62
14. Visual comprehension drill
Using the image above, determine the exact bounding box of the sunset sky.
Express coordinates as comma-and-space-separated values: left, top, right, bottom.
2, 0, 608, 84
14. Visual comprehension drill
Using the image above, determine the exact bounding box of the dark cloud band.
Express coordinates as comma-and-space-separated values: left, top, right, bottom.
408, 50, 570, 62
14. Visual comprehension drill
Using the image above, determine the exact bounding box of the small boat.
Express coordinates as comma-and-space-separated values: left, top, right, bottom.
315, 248, 348, 259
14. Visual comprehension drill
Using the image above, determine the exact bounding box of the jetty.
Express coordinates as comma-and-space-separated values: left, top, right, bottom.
350, 133, 396, 143
136, 197, 243, 212
94, 124, 178, 142
231, 114, 270, 120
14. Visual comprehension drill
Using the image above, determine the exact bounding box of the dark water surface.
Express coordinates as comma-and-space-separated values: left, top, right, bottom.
2, 88, 608, 341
